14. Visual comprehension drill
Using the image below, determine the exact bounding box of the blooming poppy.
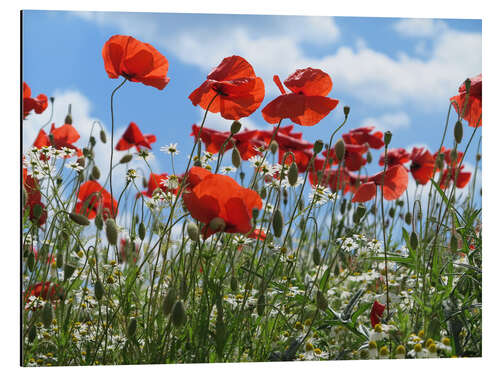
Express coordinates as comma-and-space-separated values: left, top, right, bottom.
450, 74, 482, 127
261, 68, 339, 126
23, 168, 47, 225
409, 147, 436, 185
183, 166, 262, 238
439, 167, 471, 189
33, 123, 83, 157
323, 143, 368, 171
75, 180, 118, 219
343, 126, 384, 149
379, 148, 410, 168
352, 165, 408, 202
370, 300, 386, 328
139, 172, 179, 198
280, 148, 325, 174
309, 168, 354, 194
189, 55, 265, 120
248, 229, 267, 241
102, 35, 170, 90
116, 122, 156, 152
191, 125, 230, 154
23, 82, 48, 119
25, 282, 63, 302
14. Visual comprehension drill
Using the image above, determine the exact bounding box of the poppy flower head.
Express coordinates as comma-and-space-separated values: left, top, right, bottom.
352, 165, 408, 202
439, 166, 472, 189
33, 123, 83, 158
183, 167, 262, 238
261, 68, 339, 126
191, 124, 231, 154
409, 147, 436, 185
379, 148, 410, 168
450, 73, 482, 127
370, 300, 386, 328
25, 282, 63, 303
23, 168, 47, 225
116, 122, 156, 152
102, 35, 170, 90
139, 172, 176, 198
189, 55, 265, 120
23, 82, 48, 119
323, 143, 368, 171
343, 126, 384, 149
75, 180, 118, 220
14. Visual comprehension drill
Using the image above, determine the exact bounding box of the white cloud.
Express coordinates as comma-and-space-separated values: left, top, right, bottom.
362, 111, 411, 132
197, 108, 264, 132
393, 18, 448, 38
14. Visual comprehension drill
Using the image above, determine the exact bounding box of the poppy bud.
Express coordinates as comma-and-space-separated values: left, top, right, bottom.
353, 204, 366, 224
65, 113, 72, 125
230, 120, 242, 134
464, 78, 471, 93
270, 140, 279, 154
69, 212, 90, 226
94, 279, 104, 301
105, 219, 118, 245
313, 140, 324, 154
91, 165, 101, 180
172, 300, 187, 328
28, 324, 37, 343
404, 212, 412, 225
288, 162, 299, 186
316, 290, 328, 311
313, 247, 321, 266
283, 189, 288, 206
383, 131, 392, 146
231, 147, 241, 168
450, 234, 458, 251
454, 120, 463, 144
396, 199, 404, 207
120, 154, 133, 164
343, 106, 350, 117
163, 288, 177, 316
388, 207, 395, 218
186, 222, 199, 241
257, 294, 265, 316
127, 317, 137, 337
410, 231, 418, 250
230, 275, 238, 292
272, 209, 283, 238
95, 214, 103, 230
89, 136, 96, 147
209, 217, 226, 232
77, 157, 85, 168
64, 263, 76, 281
260, 186, 267, 199
366, 151, 372, 164
334, 139, 345, 161
27, 251, 35, 272
42, 302, 53, 328
100, 130, 107, 143
136, 222, 145, 241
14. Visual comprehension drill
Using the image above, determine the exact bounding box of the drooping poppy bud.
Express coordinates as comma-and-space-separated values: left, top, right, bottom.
105, 219, 118, 245
172, 300, 187, 328
454, 120, 463, 144
272, 209, 283, 238
186, 222, 199, 241
69, 212, 90, 226
163, 288, 177, 316
334, 139, 345, 162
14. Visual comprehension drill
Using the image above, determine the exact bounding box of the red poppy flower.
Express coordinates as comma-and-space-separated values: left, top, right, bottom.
23, 168, 47, 225
23, 82, 48, 119
183, 166, 262, 238
25, 282, 62, 302
261, 68, 339, 126
323, 143, 368, 171
309, 168, 354, 194
439, 167, 471, 189
75, 181, 118, 219
352, 165, 408, 202
280, 148, 325, 174
379, 148, 410, 167
248, 229, 267, 241
116, 122, 156, 152
435, 147, 464, 169
189, 55, 265, 120
370, 300, 386, 328
102, 35, 170, 90
139, 172, 179, 198
450, 74, 482, 127
343, 126, 384, 149
409, 147, 436, 185
33, 123, 83, 157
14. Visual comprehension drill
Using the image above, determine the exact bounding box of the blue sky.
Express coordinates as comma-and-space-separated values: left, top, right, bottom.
22, 10, 482, 193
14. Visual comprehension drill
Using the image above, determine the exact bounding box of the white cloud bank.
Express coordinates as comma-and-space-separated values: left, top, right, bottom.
362, 111, 411, 132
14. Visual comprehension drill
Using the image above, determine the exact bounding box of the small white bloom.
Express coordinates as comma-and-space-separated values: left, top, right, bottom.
160, 143, 180, 155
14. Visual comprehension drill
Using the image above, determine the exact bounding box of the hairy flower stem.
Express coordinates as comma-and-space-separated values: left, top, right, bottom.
380, 144, 391, 350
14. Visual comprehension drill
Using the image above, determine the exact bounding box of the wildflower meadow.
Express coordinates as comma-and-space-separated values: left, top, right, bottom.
21, 14, 482, 366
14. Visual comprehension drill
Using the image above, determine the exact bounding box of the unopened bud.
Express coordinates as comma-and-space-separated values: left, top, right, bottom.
259, 186, 267, 199
89, 136, 96, 147
95, 214, 103, 230
353, 204, 366, 224
270, 140, 279, 154
100, 130, 107, 143
231, 147, 241, 168
334, 139, 345, 161
186, 222, 199, 241
120, 154, 133, 164
404, 212, 412, 225
230, 120, 242, 134
316, 290, 328, 311
257, 294, 265, 316
69, 212, 90, 226
163, 288, 177, 316
105, 219, 118, 245
272, 209, 283, 238
476, 154, 481, 161
313, 247, 321, 266
343, 106, 350, 117
209, 217, 226, 232
366, 151, 372, 164
28, 325, 37, 343
94, 279, 104, 300
384, 131, 392, 146
64, 113, 72, 125
127, 317, 137, 337
230, 275, 238, 292
454, 120, 463, 144
313, 140, 324, 154
388, 207, 395, 218
91, 165, 101, 180
172, 300, 187, 328
138, 222, 146, 240
288, 162, 299, 186
410, 231, 419, 250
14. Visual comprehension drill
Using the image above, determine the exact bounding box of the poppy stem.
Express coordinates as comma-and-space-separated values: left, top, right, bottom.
108, 78, 127, 219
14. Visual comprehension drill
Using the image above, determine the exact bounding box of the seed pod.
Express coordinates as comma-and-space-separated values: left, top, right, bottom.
272, 209, 283, 238
27, 251, 35, 272
343, 106, 350, 117
316, 290, 328, 311
405, 212, 412, 225
454, 120, 463, 144
450, 235, 458, 252
127, 317, 137, 337
313, 247, 321, 266
95, 214, 103, 230
119, 154, 133, 164
313, 140, 324, 154
91, 165, 101, 180
100, 129, 107, 143
89, 136, 96, 147
69, 212, 90, 226
28, 324, 37, 343
230, 120, 242, 134
41, 302, 53, 328
105, 219, 118, 245
171, 300, 187, 328
64, 263, 76, 281
257, 294, 265, 316
138, 222, 146, 240
259, 186, 267, 199
410, 231, 419, 250
231, 147, 241, 168
288, 162, 298, 186
269, 140, 278, 154
209, 217, 226, 232
163, 288, 177, 316
383, 131, 392, 146
334, 139, 345, 161
230, 275, 238, 292
94, 279, 104, 300
186, 222, 199, 241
